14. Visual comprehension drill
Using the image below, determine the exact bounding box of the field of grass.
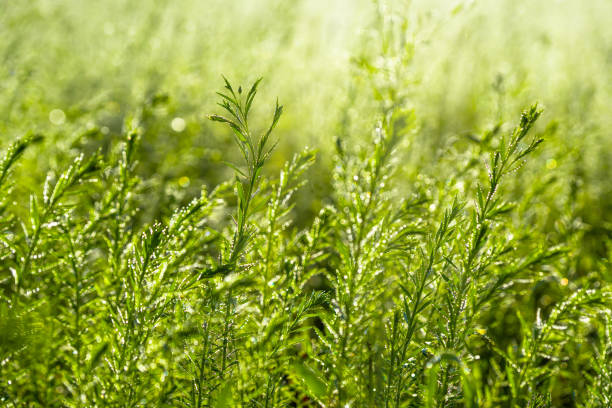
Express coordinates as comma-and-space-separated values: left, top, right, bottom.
1, 1, 611, 407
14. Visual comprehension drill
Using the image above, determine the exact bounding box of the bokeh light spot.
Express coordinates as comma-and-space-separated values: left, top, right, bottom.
178, 176, 190, 188
49, 109, 66, 125
171, 117, 186, 132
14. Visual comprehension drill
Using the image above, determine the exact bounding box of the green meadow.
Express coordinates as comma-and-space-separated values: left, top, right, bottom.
1, 1, 611, 406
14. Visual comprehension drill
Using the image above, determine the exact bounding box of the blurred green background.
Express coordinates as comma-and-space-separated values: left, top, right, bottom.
1, 0, 611, 245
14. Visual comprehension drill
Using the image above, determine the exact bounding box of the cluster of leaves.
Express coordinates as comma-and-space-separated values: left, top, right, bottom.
0, 73, 610, 408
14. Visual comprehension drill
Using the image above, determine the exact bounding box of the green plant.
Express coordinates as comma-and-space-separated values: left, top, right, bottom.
1, 2, 612, 404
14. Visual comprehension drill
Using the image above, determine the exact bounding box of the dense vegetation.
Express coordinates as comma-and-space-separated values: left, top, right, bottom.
1, 1, 611, 407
